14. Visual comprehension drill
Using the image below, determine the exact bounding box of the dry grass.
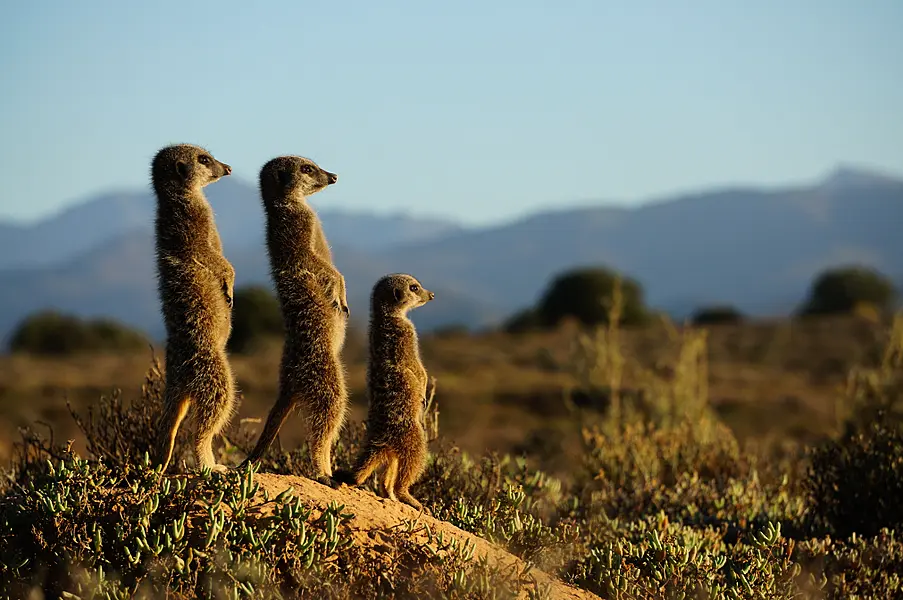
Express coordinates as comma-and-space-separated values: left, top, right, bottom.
0, 312, 890, 476
2, 307, 902, 598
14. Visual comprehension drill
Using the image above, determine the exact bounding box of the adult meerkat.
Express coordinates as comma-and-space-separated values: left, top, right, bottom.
335, 273, 435, 511
152, 143, 237, 474
239, 155, 349, 481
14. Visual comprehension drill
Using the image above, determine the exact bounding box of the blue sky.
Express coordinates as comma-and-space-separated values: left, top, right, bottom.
1, 0, 901, 226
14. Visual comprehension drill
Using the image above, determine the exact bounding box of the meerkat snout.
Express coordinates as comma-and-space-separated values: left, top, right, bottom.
326, 171, 338, 184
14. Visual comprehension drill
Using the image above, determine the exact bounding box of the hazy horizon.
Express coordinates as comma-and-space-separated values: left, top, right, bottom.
2, 161, 899, 230
2, 0, 901, 226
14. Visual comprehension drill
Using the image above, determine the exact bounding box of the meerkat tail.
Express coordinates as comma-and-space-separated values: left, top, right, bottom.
242, 389, 297, 466
382, 457, 399, 498
155, 393, 192, 474
345, 445, 393, 486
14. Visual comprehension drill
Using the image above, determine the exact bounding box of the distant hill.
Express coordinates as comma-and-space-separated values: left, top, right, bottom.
0, 230, 497, 344
1, 166, 901, 345
0, 178, 463, 269
378, 167, 903, 318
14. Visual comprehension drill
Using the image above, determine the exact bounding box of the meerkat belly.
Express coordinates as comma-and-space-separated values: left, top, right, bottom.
370, 369, 423, 413
159, 262, 226, 346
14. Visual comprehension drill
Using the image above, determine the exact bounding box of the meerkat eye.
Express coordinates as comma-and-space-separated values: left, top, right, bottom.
409, 284, 420, 292
198, 155, 210, 165
300, 165, 313, 174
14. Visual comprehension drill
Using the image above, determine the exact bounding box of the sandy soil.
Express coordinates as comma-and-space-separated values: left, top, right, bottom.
249, 473, 600, 600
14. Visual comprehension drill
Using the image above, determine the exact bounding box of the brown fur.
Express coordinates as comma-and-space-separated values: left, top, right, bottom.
151, 143, 237, 474
239, 155, 349, 480
337, 274, 434, 510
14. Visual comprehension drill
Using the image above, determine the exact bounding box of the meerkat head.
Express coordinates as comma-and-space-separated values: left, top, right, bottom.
259, 155, 338, 204
372, 273, 435, 315
152, 144, 231, 191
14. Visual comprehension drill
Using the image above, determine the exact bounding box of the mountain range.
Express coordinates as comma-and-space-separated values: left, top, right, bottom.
1, 165, 901, 345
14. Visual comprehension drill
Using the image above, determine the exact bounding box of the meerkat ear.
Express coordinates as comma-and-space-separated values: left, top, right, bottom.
277, 168, 292, 188
175, 161, 190, 181
393, 287, 403, 302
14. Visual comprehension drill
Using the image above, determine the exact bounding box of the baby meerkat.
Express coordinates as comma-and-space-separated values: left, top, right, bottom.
335, 273, 435, 511
239, 155, 349, 482
151, 143, 237, 474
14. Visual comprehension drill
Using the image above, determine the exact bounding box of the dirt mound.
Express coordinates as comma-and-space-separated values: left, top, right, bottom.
250, 473, 599, 600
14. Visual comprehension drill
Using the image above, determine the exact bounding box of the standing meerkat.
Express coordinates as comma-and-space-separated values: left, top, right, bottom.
152, 143, 237, 474
335, 273, 435, 511
239, 155, 349, 482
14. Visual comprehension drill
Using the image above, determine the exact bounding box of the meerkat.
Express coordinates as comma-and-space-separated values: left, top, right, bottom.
334, 273, 435, 511
238, 155, 349, 482
151, 143, 237, 474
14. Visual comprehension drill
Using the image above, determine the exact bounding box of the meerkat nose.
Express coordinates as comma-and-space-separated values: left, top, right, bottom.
221, 163, 232, 176
327, 172, 338, 184
428, 291, 435, 300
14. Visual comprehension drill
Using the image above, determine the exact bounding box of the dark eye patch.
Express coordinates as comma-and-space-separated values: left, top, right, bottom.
409, 284, 420, 292
300, 165, 314, 174
198, 155, 211, 165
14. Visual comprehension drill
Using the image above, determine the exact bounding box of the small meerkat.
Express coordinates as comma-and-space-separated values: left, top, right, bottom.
239, 155, 349, 482
335, 273, 435, 511
151, 143, 237, 474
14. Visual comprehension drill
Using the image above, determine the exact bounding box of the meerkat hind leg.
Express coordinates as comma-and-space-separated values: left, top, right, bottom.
306, 378, 348, 482
394, 445, 428, 513
193, 386, 235, 474
155, 392, 192, 474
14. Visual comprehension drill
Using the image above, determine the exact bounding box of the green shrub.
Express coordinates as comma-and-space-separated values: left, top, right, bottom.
0, 450, 531, 600
430, 323, 471, 337
839, 312, 903, 435
502, 308, 542, 334
228, 286, 284, 353
804, 419, 903, 539
799, 265, 897, 316
536, 267, 647, 328
8, 310, 149, 355
7, 313, 903, 598
691, 305, 745, 326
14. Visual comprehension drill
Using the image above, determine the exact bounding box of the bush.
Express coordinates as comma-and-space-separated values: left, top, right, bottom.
799, 266, 897, 316
536, 267, 647, 328
691, 305, 745, 326
839, 313, 903, 434
8, 310, 149, 355
6, 313, 903, 597
804, 418, 903, 539
501, 307, 542, 334
430, 323, 470, 337
0, 451, 524, 599
228, 285, 284, 353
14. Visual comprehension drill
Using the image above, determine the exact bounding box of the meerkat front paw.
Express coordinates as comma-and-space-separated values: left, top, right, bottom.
331, 299, 350, 318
